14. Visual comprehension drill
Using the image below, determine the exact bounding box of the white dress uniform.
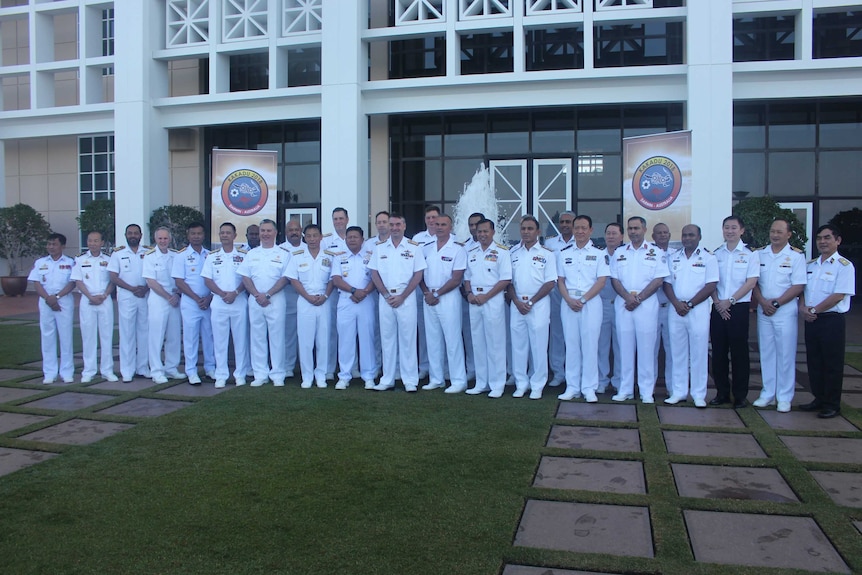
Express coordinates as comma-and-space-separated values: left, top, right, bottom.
422, 236, 468, 391
557, 240, 610, 398
412, 229, 436, 376
364, 235, 387, 372
321, 233, 347, 377
757, 244, 806, 405
142, 247, 182, 380
171, 245, 214, 378
369, 237, 427, 390
460, 237, 477, 380
286, 246, 334, 387
201, 246, 250, 383
332, 246, 378, 383
598, 246, 622, 393
653, 246, 673, 386
29, 253, 75, 382
71, 250, 115, 380
108, 245, 149, 380
665, 245, 719, 403
237, 245, 290, 384
509, 241, 557, 397
465, 242, 512, 394
279, 241, 304, 376
544, 234, 575, 384
610, 242, 670, 401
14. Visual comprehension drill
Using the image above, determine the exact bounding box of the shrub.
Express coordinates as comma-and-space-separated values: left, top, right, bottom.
148, 205, 205, 250
732, 196, 807, 250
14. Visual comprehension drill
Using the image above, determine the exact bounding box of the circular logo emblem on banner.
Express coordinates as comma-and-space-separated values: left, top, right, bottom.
221, 169, 268, 216
632, 156, 682, 211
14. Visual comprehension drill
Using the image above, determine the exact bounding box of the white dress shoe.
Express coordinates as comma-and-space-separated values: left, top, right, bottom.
373, 383, 394, 391
335, 380, 349, 390
488, 390, 504, 398
529, 391, 543, 400
300, 381, 313, 389
641, 395, 655, 404
214, 379, 226, 389
152, 375, 168, 385
235, 377, 246, 386
548, 377, 565, 387
512, 389, 526, 398
405, 385, 418, 393
777, 401, 791, 413
188, 373, 202, 385
42, 378, 54, 385
584, 390, 598, 403
272, 379, 285, 387
752, 396, 775, 408
444, 385, 467, 394
250, 379, 267, 387
166, 371, 187, 380
103, 373, 119, 382
664, 395, 685, 405
694, 398, 707, 408
205, 370, 216, 380
557, 389, 581, 401
364, 380, 376, 389
612, 393, 634, 402
316, 380, 327, 389
466, 386, 489, 395
422, 382, 444, 390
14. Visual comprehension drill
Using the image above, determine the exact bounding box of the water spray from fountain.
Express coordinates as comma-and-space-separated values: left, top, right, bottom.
453, 163, 509, 245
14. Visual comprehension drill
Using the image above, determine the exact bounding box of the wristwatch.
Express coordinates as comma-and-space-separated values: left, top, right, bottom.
350, 287, 357, 295
432, 289, 439, 298
809, 307, 817, 315
728, 296, 736, 305
265, 293, 271, 300
771, 300, 780, 309
527, 300, 533, 307
579, 297, 586, 305
686, 300, 694, 309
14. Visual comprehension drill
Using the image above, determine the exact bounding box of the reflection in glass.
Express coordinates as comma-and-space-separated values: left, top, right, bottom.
768, 152, 814, 197
733, 152, 766, 198
819, 152, 862, 197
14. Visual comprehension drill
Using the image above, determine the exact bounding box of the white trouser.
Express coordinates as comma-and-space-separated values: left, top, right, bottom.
117, 290, 149, 379
379, 292, 418, 388
615, 296, 659, 399
336, 294, 377, 381
210, 294, 249, 381
39, 295, 75, 381
654, 303, 673, 384
148, 293, 181, 379
668, 302, 710, 401
561, 296, 603, 395
284, 283, 299, 372
248, 291, 286, 382
757, 305, 798, 404
598, 297, 621, 389
415, 287, 429, 373
470, 294, 507, 392
181, 296, 214, 376
461, 296, 474, 377
326, 290, 339, 375
80, 297, 115, 378
511, 297, 551, 393
424, 291, 467, 387
549, 288, 565, 379
298, 297, 331, 384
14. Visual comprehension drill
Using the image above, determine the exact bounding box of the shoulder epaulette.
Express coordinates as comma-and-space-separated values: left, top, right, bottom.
808, 257, 818, 264
322, 232, 332, 238
276, 245, 289, 253
714, 245, 722, 253
292, 249, 304, 255
468, 245, 480, 252
145, 247, 157, 255
455, 241, 465, 247
743, 244, 754, 252
170, 248, 182, 253
142, 245, 152, 250
494, 242, 509, 251
701, 247, 712, 255
542, 245, 554, 252
237, 247, 248, 254
560, 244, 573, 252
113, 245, 126, 252
324, 249, 338, 257
376, 239, 386, 245
791, 246, 803, 253
839, 257, 851, 266
755, 246, 766, 251
407, 239, 420, 246
210, 248, 222, 254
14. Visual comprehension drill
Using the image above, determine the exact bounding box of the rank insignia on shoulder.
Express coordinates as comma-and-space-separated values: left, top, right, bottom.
322, 232, 332, 238
376, 239, 386, 245
560, 245, 572, 252
238, 247, 248, 254
324, 250, 338, 257
210, 248, 222, 254
145, 247, 157, 255
542, 245, 554, 252
407, 239, 420, 246
791, 246, 803, 253
808, 257, 818, 264
455, 241, 465, 247
292, 249, 304, 256
113, 245, 126, 252
839, 257, 851, 266
494, 242, 509, 250
170, 248, 182, 253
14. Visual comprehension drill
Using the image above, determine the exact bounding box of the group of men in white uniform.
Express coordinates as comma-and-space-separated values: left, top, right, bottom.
29, 208, 855, 417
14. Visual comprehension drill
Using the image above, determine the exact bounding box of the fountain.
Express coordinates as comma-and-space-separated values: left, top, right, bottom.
452, 163, 509, 245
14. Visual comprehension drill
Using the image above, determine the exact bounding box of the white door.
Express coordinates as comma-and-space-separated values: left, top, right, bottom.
533, 158, 572, 238
490, 160, 527, 244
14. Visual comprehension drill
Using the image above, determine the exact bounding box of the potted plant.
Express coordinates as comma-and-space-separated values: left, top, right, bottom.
0, 203, 53, 296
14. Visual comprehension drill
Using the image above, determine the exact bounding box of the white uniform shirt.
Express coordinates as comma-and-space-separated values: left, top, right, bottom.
465, 242, 512, 294
609, 242, 670, 293
201, 246, 247, 292
412, 230, 435, 245
285, 246, 335, 296
544, 234, 575, 253
368, 238, 427, 295
236, 246, 290, 292
332, 248, 374, 291
422, 237, 467, 290
557, 240, 610, 295
654, 247, 670, 304
142, 248, 178, 292
599, 247, 622, 301
71, 251, 111, 296
363, 236, 387, 255
107, 245, 148, 288
510, 242, 557, 299
321, 233, 348, 256
757, 244, 807, 300
171, 245, 210, 298
28, 254, 75, 294
714, 241, 759, 302
666, 245, 720, 300
804, 253, 856, 313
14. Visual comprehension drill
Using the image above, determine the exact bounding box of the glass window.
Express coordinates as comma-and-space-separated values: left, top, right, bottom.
526, 27, 584, 71
460, 32, 514, 75
818, 199, 861, 227
230, 53, 268, 92
594, 21, 684, 68
733, 152, 766, 198
819, 151, 862, 197
577, 108, 622, 153
820, 102, 862, 148
487, 113, 529, 155
389, 37, 445, 79
399, 116, 443, 158
768, 102, 816, 148
577, 154, 621, 200
733, 103, 766, 149
283, 164, 320, 204
443, 116, 485, 156
287, 47, 321, 87
813, 11, 862, 59
768, 151, 815, 197
574, 201, 623, 244
403, 160, 443, 202
102, 9, 114, 76
733, 16, 795, 62
444, 159, 486, 203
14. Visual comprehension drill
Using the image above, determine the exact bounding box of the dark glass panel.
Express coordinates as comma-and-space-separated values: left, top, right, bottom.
768, 151, 815, 196
389, 37, 445, 79
820, 101, 862, 148
577, 154, 621, 200
526, 27, 584, 71
287, 47, 321, 87
813, 11, 862, 59
768, 102, 816, 148
402, 116, 443, 158
533, 110, 575, 153
577, 107, 622, 153
734, 103, 767, 149
283, 163, 321, 204
403, 160, 442, 202
574, 200, 623, 244
229, 53, 268, 92
733, 16, 795, 62
443, 115, 485, 156
594, 21, 684, 68
733, 152, 766, 198
819, 151, 862, 197
487, 112, 530, 155
460, 32, 514, 75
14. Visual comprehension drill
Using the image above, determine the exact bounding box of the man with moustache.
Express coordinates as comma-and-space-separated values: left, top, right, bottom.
108, 224, 150, 382
280, 218, 304, 377
598, 223, 623, 394
143, 227, 184, 384
652, 222, 673, 388
412, 205, 443, 380
460, 212, 485, 381
322, 208, 350, 380
544, 211, 576, 388
365, 211, 391, 372
172, 222, 214, 384
245, 224, 260, 249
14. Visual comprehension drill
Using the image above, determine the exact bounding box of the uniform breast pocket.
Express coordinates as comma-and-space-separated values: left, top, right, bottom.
691, 265, 706, 274
820, 273, 836, 284
531, 259, 546, 270
776, 266, 792, 275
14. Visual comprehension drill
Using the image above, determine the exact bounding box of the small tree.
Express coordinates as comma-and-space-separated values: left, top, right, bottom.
732, 196, 807, 250
0, 204, 53, 276
149, 205, 206, 250
76, 199, 115, 251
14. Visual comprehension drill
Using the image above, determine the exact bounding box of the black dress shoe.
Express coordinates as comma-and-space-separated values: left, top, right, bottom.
818, 409, 840, 419
798, 400, 823, 412
733, 398, 748, 408
709, 396, 730, 406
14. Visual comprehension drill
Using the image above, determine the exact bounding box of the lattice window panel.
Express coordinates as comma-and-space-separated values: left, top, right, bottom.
167, 0, 210, 47
222, 0, 268, 42
596, 0, 653, 10
459, 0, 511, 20
283, 0, 323, 35
526, 0, 581, 15
395, 0, 445, 26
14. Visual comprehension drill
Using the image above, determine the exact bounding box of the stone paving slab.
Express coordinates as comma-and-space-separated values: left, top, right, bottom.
672, 463, 798, 502
797, 364, 862, 376
20, 391, 115, 411
556, 402, 637, 423
657, 406, 745, 428
533, 456, 646, 494
0, 369, 43, 381
0, 447, 58, 477
503, 566, 623, 575
515, 500, 653, 558
0, 412, 52, 434
89, 378, 159, 392
17, 418, 134, 445
780, 436, 862, 464
841, 393, 862, 409
156, 383, 229, 397
663, 431, 767, 459
758, 410, 858, 432
685, 510, 850, 573
0, 386, 47, 403
855, 521, 862, 535
21, 360, 84, 371
810, 471, 862, 508
96, 397, 192, 417
547, 425, 641, 453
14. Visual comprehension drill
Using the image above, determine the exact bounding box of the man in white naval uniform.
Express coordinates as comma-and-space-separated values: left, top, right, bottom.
464, 219, 511, 398
412, 206, 442, 380
280, 218, 304, 377
143, 227, 184, 384
322, 207, 349, 380
507, 215, 557, 400
544, 211, 576, 388
202, 222, 249, 388
364, 211, 390, 374
108, 224, 150, 382
72, 230, 117, 383
331, 226, 378, 390
662, 225, 719, 408
460, 212, 484, 381
369, 213, 427, 392
651, 222, 673, 389
752, 218, 806, 413
29, 233, 76, 384
171, 222, 214, 384
610, 216, 669, 404
556, 215, 609, 403
419, 214, 468, 394
598, 223, 623, 394
238, 219, 290, 387
285, 223, 335, 388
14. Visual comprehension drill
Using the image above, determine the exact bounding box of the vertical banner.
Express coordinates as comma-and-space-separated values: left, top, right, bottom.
623, 130, 692, 239
211, 149, 278, 247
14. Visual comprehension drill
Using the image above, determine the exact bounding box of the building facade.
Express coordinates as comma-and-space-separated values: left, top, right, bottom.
1, 0, 861, 257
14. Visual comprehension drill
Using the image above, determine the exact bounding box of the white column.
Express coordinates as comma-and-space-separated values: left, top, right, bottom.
687, 0, 733, 250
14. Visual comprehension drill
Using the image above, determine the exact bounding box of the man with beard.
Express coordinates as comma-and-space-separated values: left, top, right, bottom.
108, 224, 150, 382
